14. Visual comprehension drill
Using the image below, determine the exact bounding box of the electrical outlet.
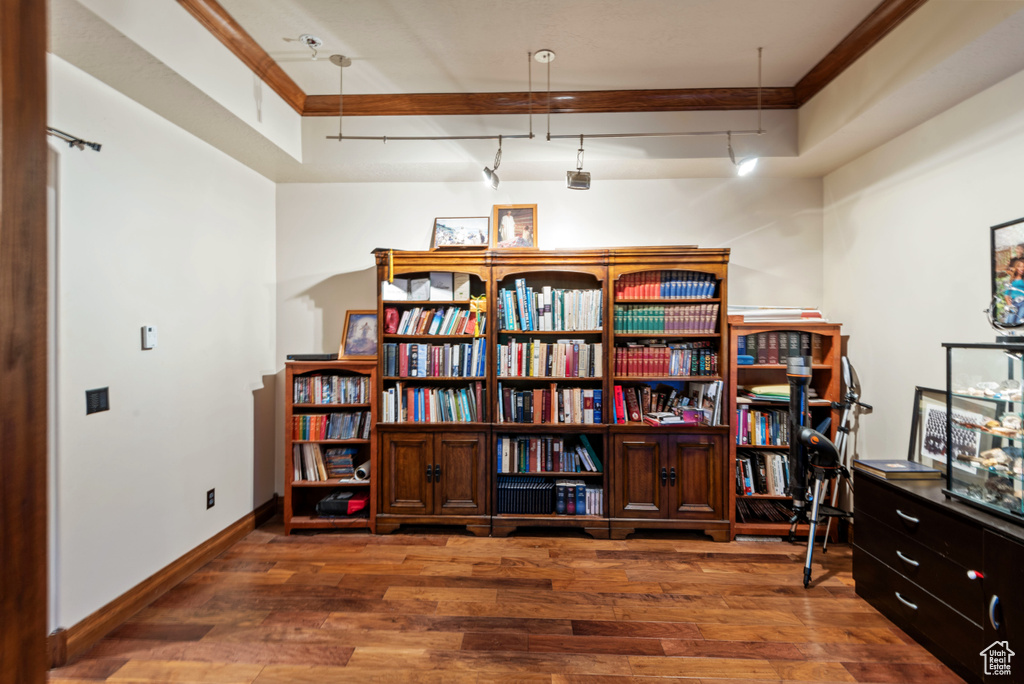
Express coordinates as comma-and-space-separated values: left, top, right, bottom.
206, 488, 215, 509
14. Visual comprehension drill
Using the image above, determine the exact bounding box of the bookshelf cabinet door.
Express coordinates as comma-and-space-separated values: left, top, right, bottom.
433, 432, 487, 516
666, 434, 723, 519
984, 530, 1024, 675
381, 432, 433, 515
611, 435, 667, 518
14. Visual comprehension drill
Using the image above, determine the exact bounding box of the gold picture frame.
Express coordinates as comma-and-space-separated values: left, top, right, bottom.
339, 310, 378, 359
492, 204, 538, 249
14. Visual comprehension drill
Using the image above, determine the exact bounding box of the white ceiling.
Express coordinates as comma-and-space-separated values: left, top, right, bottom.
217, 0, 879, 94
48, 0, 1024, 183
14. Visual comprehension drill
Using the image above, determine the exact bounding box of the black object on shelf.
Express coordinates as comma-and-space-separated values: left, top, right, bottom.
287, 353, 338, 361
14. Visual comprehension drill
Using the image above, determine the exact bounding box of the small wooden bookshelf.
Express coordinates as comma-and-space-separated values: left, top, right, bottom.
727, 317, 841, 540
284, 360, 377, 534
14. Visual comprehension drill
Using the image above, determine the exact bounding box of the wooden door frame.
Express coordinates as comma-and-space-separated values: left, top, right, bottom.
0, 0, 49, 681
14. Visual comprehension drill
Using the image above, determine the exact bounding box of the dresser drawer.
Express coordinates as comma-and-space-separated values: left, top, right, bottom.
854, 545, 984, 680
855, 474, 981, 567
855, 511, 983, 625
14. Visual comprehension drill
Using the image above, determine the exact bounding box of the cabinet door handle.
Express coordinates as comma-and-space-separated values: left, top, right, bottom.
895, 592, 918, 610
990, 595, 1001, 630
669, 467, 677, 486
622, 441, 646, 445
426, 464, 433, 483
660, 468, 668, 486
434, 464, 442, 480
895, 509, 920, 525
896, 551, 919, 567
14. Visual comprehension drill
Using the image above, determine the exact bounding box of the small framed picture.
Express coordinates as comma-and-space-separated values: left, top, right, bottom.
492, 204, 538, 249
991, 216, 1024, 327
339, 310, 378, 359
432, 216, 489, 249
909, 386, 993, 470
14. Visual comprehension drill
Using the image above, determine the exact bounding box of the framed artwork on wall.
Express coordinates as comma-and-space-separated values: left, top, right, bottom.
431, 216, 489, 249
908, 385, 994, 470
991, 216, 1024, 327
339, 310, 378, 359
492, 204, 538, 249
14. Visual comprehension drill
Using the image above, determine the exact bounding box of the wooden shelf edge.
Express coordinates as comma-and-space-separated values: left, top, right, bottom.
291, 439, 371, 444
287, 516, 371, 528
290, 480, 371, 488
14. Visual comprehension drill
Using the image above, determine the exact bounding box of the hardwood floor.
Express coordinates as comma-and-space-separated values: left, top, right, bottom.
49, 521, 963, 683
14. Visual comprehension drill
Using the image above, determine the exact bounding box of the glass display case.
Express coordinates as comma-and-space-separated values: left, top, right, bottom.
944, 342, 1024, 521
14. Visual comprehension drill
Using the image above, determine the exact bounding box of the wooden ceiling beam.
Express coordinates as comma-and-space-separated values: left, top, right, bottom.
178, 0, 930, 118
176, 0, 306, 113
794, 0, 930, 105
304, 87, 797, 117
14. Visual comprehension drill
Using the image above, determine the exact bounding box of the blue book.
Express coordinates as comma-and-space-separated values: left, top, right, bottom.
737, 336, 746, 357
593, 389, 602, 424
575, 482, 586, 515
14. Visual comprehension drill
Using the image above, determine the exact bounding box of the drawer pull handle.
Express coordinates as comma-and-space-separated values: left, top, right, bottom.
896, 551, 920, 567
895, 592, 918, 610
990, 595, 1001, 630
895, 509, 920, 525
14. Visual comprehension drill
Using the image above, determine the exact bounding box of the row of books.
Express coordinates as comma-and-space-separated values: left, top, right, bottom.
614, 342, 718, 377
292, 412, 372, 441
615, 270, 717, 300
737, 331, 825, 364
495, 434, 604, 474
496, 384, 603, 424
382, 340, 486, 378
736, 498, 792, 523
390, 306, 485, 336
292, 375, 371, 405
613, 303, 719, 334
381, 272, 474, 301
611, 381, 724, 426
497, 280, 603, 331
495, 477, 603, 516
497, 339, 603, 378
292, 444, 361, 482
380, 381, 486, 423
737, 450, 792, 496
735, 406, 790, 446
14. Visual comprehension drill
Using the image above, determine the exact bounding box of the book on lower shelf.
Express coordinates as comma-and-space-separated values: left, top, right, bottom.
495, 434, 603, 473
612, 381, 723, 425
736, 450, 790, 496
496, 384, 602, 424
496, 476, 603, 515
293, 411, 372, 440
853, 459, 942, 479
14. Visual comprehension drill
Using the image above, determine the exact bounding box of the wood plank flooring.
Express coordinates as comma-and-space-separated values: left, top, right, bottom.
49, 521, 963, 683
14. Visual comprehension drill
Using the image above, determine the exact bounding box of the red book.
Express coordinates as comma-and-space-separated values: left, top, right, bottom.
614, 385, 627, 424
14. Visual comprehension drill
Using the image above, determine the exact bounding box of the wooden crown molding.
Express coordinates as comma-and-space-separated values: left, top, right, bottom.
176, 0, 306, 113
794, 0, 930, 105
304, 87, 796, 117
180, 0, 928, 118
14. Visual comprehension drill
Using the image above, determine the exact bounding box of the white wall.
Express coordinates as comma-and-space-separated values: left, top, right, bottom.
49, 55, 277, 628
276, 177, 825, 489
823, 67, 1024, 461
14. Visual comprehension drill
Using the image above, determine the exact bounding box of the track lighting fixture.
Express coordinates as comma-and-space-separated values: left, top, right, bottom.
566, 135, 590, 190
482, 136, 502, 189
727, 131, 758, 176
47, 127, 101, 152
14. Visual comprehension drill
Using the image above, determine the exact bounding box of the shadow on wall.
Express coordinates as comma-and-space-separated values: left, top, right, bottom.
302, 267, 377, 354
252, 373, 277, 505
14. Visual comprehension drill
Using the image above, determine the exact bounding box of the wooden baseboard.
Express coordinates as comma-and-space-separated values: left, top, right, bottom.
48, 495, 278, 668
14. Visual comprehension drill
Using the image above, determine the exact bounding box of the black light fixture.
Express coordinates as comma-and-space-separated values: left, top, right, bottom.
566, 135, 590, 190
482, 136, 502, 189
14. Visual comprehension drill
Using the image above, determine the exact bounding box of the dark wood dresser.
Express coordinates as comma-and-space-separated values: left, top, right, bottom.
854, 471, 1024, 683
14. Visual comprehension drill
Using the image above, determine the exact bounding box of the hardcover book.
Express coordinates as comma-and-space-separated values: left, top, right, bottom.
853, 460, 942, 479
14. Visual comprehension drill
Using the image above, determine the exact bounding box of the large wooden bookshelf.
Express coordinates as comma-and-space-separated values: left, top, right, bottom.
726, 316, 841, 539
374, 247, 732, 540
284, 360, 378, 534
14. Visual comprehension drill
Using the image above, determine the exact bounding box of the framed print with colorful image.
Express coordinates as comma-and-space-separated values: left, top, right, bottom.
339, 310, 378, 359
492, 204, 537, 249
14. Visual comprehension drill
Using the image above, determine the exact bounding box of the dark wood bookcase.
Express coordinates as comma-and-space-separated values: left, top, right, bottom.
374, 247, 732, 539
726, 316, 841, 539
284, 360, 378, 534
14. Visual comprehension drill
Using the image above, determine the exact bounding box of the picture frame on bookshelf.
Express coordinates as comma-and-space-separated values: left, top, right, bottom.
908, 385, 992, 469
339, 310, 378, 359
431, 216, 489, 249
492, 204, 538, 249
990, 216, 1024, 327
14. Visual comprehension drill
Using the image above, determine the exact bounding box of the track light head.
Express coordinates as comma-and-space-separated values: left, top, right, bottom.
736, 157, 758, 176
482, 167, 500, 189
566, 170, 591, 190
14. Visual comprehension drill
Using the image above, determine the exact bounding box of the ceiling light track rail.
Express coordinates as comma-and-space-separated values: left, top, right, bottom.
47, 127, 102, 152
325, 134, 534, 142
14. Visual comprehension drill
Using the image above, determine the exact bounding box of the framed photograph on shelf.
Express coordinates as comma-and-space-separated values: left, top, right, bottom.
492, 204, 538, 249
339, 310, 378, 359
908, 386, 994, 470
431, 216, 489, 249
990, 216, 1024, 327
